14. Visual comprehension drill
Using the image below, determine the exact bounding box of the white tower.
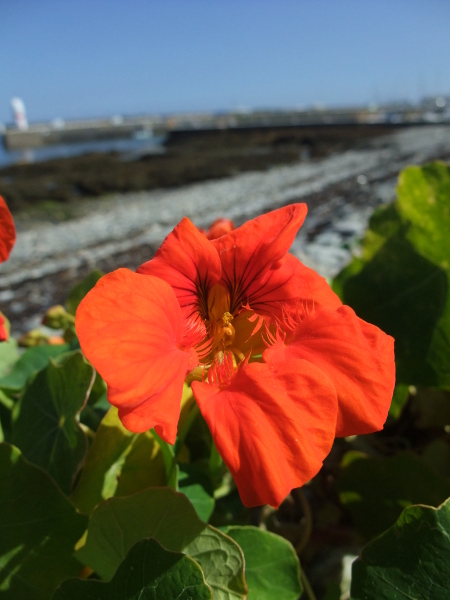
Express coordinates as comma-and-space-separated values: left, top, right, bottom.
11, 97, 28, 130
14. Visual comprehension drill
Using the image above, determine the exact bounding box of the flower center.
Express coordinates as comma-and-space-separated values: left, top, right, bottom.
188, 284, 266, 384
207, 284, 237, 354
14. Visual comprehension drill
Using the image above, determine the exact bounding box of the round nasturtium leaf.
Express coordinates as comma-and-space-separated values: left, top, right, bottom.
333, 162, 450, 389
11, 351, 95, 494
75, 487, 247, 599
0, 443, 88, 600
52, 538, 212, 600
224, 526, 303, 600
351, 498, 450, 600
0, 344, 70, 392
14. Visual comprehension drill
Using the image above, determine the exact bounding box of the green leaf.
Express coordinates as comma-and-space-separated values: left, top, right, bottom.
11, 352, 95, 494
397, 162, 450, 269
0, 443, 88, 600
333, 162, 450, 388
351, 498, 450, 600
224, 526, 302, 600
0, 344, 70, 392
178, 464, 215, 523
53, 538, 212, 600
151, 428, 178, 490
66, 269, 104, 316
71, 407, 165, 515
338, 451, 450, 540
0, 338, 19, 378
388, 384, 410, 419
75, 487, 247, 599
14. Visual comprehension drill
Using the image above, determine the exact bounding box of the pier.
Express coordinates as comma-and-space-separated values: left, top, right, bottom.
1, 106, 435, 151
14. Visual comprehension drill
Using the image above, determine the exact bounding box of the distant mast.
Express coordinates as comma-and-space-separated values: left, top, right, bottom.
11, 97, 28, 130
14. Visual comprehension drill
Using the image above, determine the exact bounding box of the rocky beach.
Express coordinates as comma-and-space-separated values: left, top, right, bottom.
1, 124, 450, 333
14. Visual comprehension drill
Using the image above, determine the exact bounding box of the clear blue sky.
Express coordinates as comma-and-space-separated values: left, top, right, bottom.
1, 0, 449, 124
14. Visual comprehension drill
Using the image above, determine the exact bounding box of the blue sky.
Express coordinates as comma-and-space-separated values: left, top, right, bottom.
1, 0, 450, 124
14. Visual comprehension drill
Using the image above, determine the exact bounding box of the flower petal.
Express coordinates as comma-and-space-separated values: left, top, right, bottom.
211, 204, 308, 315
0, 196, 16, 263
137, 217, 221, 320
264, 306, 395, 437
246, 253, 342, 321
205, 218, 235, 240
76, 269, 198, 442
192, 360, 337, 507
0, 313, 8, 341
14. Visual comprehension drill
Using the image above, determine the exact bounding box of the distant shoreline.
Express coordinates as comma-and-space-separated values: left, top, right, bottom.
0, 123, 418, 212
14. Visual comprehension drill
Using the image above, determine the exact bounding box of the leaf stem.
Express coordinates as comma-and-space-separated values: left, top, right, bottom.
174, 403, 200, 457
295, 488, 313, 554
151, 429, 178, 490
300, 568, 318, 600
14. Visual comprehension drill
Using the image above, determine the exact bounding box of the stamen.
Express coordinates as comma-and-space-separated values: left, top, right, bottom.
207, 350, 236, 386
262, 321, 286, 348
181, 313, 207, 348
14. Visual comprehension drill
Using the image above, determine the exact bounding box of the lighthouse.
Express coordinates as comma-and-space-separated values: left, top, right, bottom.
11, 97, 28, 130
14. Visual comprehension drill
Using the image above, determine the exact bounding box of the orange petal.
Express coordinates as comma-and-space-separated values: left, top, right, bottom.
137, 217, 221, 320
205, 218, 235, 240
76, 269, 199, 442
212, 204, 308, 315
265, 306, 395, 437
0, 314, 7, 341
192, 360, 337, 507
0, 196, 16, 263
246, 253, 342, 321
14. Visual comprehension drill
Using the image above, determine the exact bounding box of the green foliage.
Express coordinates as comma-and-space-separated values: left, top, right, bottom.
338, 451, 450, 540
11, 352, 94, 494
0, 344, 70, 392
0, 338, 19, 378
178, 464, 215, 523
52, 538, 212, 600
333, 162, 450, 388
66, 269, 104, 316
75, 487, 247, 599
71, 407, 165, 515
224, 526, 303, 600
351, 498, 450, 600
0, 443, 88, 600
388, 383, 410, 418
2, 163, 450, 598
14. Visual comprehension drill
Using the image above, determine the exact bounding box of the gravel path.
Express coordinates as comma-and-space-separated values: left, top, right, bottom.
1, 125, 449, 331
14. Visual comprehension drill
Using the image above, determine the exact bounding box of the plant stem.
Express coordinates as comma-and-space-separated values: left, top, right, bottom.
295, 488, 313, 554
174, 403, 200, 457
300, 568, 318, 600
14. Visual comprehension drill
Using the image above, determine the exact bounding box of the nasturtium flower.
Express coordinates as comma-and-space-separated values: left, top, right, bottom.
76, 204, 395, 507
201, 217, 235, 240
0, 195, 16, 264
0, 195, 16, 341
0, 312, 8, 342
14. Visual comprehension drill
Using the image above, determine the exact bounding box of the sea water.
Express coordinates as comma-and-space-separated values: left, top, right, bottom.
0, 134, 166, 168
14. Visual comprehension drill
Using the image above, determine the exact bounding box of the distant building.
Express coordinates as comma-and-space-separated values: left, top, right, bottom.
11, 97, 28, 130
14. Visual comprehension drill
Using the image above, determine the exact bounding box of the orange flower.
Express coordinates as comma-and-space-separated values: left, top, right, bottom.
0, 195, 16, 341
204, 217, 235, 240
0, 195, 16, 263
0, 313, 8, 342
76, 204, 395, 507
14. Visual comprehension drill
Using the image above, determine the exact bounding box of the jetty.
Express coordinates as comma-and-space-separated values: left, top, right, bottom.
2, 105, 436, 151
